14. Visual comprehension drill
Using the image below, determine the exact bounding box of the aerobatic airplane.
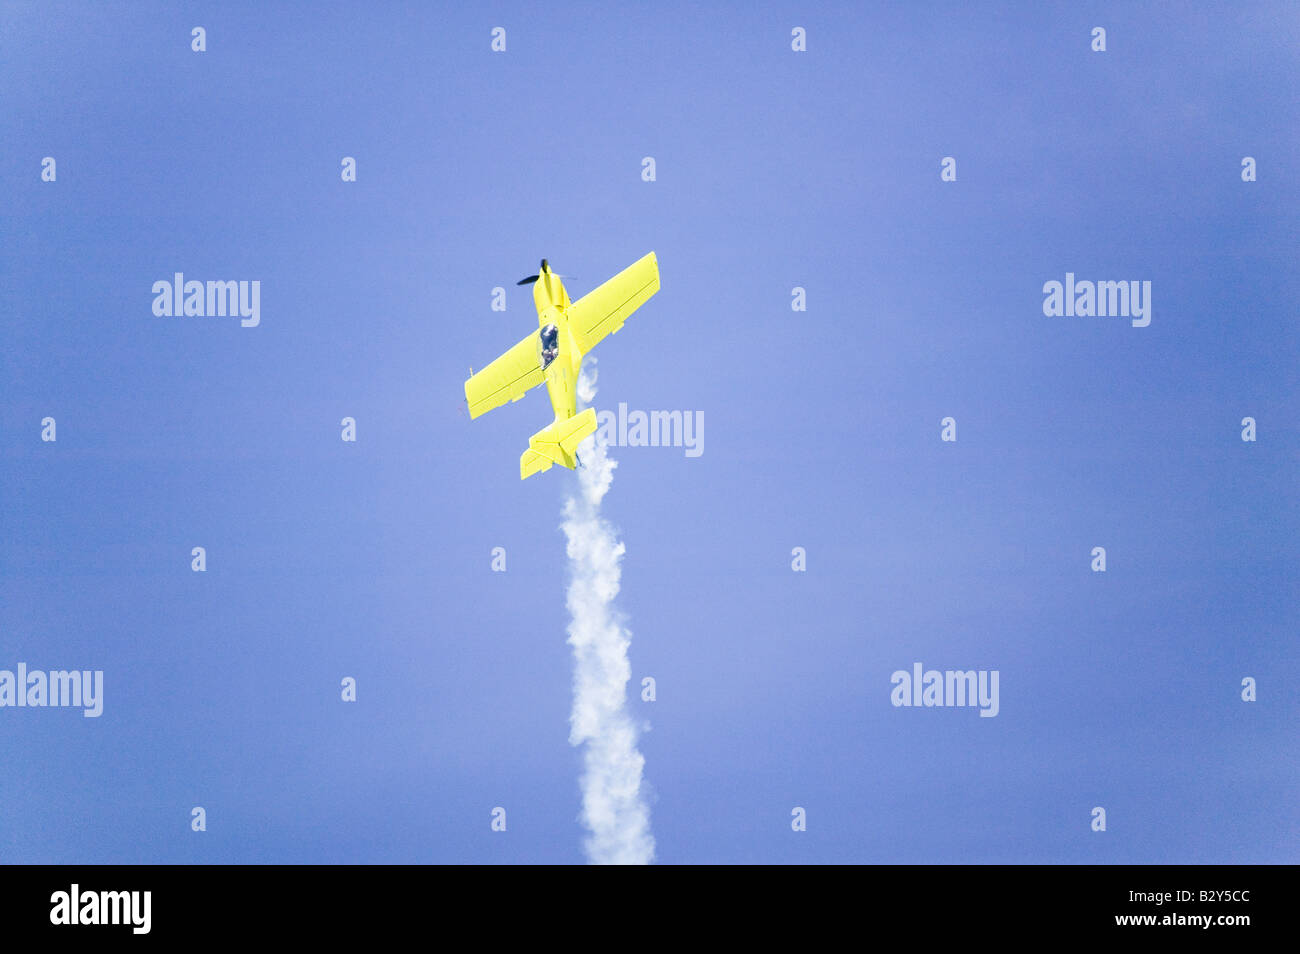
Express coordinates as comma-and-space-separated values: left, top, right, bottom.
464, 252, 660, 479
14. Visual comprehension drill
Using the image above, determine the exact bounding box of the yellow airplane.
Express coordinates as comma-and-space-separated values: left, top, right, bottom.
464, 252, 660, 479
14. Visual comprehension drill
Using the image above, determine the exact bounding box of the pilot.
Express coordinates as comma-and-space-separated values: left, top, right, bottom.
540, 326, 560, 367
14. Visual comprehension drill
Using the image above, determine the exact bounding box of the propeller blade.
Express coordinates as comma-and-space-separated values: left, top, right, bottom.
515, 261, 570, 285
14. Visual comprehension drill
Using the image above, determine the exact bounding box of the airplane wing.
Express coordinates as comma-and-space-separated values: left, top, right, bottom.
464, 330, 545, 419
566, 251, 660, 355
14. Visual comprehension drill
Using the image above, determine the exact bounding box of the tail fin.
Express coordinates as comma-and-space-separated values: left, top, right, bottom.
520, 408, 598, 479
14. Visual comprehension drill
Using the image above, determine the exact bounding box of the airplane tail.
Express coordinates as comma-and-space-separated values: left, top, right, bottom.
520, 408, 598, 479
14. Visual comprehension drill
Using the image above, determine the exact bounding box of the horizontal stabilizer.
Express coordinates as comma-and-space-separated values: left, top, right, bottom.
520, 408, 598, 479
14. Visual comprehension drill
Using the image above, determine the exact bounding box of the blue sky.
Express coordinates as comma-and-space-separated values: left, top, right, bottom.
2, 1, 1297, 863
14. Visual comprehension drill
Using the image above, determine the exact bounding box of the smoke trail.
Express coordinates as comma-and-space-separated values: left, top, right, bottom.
562, 360, 655, 865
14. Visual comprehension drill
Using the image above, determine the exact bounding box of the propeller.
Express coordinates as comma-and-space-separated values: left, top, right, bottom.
516, 259, 574, 285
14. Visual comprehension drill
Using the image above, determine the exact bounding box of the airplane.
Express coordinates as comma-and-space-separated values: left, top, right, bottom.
464, 252, 660, 479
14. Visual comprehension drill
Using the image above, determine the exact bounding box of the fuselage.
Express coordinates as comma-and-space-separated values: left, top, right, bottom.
533, 265, 583, 423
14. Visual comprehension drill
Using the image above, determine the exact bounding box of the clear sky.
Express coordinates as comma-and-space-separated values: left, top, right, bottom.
2, 1, 1297, 863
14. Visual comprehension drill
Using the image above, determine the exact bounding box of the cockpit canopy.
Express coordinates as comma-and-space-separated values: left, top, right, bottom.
537, 323, 560, 370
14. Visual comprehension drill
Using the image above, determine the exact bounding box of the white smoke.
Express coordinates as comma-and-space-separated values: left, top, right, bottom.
562, 360, 655, 865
